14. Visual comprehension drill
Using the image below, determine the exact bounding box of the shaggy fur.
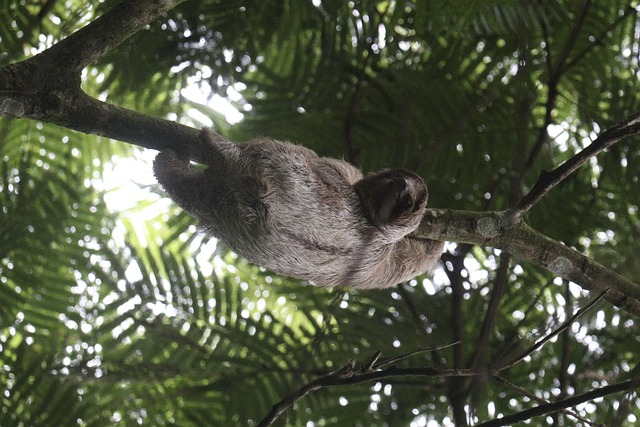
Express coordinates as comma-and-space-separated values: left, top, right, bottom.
153, 128, 443, 288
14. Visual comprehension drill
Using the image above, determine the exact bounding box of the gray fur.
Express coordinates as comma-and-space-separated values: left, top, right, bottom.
153, 128, 443, 288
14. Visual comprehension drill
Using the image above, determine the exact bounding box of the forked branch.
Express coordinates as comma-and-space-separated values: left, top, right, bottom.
514, 112, 640, 215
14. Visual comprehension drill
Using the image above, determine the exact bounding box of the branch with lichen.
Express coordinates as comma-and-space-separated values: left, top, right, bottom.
418, 205, 640, 315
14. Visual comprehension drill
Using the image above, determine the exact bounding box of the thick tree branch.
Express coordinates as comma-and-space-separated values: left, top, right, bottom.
418, 209, 640, 316
52, 91, 202, 157
0, 0, 208, 161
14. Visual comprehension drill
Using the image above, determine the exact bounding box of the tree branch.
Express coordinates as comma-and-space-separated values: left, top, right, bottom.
509, 0, 592, 204
257, 343, 464, 427
0, 0, 209, 161
492, 375, 608, 427
418, 209, 640, 316
257, 293, 608, 426
495, 290, 607, 371
514, 111, 640, 214
37, 0, 186, 72
476, 379, 640, 427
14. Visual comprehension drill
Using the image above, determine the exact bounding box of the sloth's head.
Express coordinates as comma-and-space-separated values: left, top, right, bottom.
354, 168, 428, 238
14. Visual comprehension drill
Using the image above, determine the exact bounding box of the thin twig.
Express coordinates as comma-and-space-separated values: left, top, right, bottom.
510, 0, 591, 204
397, 283, 435, 344
476, 379, 639, 427
375, 342, 461, 370
469, 253, 510, 372
257, 349, 478, 427
495, 280, 554, 367
496, 290, 609, 371
493, 375, 601, 426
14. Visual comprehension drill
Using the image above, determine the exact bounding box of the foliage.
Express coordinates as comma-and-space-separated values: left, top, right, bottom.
1, 0, 640, 426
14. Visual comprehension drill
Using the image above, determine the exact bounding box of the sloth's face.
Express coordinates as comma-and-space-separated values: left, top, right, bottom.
354, 168, 428, 227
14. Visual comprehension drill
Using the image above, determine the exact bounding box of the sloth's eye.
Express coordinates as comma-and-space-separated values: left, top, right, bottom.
401, 195, 413, 210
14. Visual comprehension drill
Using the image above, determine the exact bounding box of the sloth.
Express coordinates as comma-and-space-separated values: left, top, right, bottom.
153, 128, 443, 288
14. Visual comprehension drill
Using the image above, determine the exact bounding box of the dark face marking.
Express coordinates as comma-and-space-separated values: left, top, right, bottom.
354, 168, 428, 226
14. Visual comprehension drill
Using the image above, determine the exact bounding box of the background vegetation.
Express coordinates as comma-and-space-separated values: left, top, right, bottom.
1, 0, 640, 425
